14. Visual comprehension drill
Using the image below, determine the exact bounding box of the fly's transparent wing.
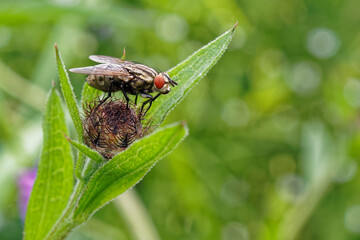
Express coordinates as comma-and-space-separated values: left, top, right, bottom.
89, 55, 128, 64
90, 55, 158, 79
69, 64, 132, 76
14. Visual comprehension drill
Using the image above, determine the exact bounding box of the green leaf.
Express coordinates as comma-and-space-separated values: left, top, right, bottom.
73, 121, 189, 223
24, 86, 74, 240
74, 83, 104, 178
68, 138, 104, 181
56, 44, 86, 180
55, 44, 83, 142
67, 139, 104, 164
146, 23, 237, 126
81, 82, 103, 108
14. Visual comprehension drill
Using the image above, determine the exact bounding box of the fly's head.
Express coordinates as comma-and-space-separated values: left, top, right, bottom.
153, 72, 178, 94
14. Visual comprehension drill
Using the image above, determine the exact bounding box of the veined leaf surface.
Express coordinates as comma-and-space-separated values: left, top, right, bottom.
55, 44, 83, 142
73, 122, 188, 223
146, 23, 237, 126
24, 87, 74, 240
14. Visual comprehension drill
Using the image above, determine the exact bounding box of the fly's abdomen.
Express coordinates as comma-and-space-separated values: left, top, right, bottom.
129, 78, 153, 93
86, 75, 123, 92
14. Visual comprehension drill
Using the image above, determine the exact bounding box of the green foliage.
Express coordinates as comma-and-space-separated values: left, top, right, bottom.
24, 22, 233, 240
67, 139, 104, 164
55, 44, 87, 180
81, 82, 103, 109
3, 1, 360, 239
74, 122, 188, 223
24, 87, 73, 240
55, 44, 83, 143
147, 23, 237, 126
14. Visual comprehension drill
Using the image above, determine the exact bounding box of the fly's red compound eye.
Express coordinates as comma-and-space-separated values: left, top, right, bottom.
154, 75, 165, 89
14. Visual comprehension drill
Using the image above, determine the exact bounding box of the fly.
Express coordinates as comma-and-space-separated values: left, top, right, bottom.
69, 52, 177, 114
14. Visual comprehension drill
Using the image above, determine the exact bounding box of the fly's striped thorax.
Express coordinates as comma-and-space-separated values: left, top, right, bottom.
126, 63, 158, 83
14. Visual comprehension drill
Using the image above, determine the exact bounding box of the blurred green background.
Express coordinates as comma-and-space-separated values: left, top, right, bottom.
1, 0, 360, 239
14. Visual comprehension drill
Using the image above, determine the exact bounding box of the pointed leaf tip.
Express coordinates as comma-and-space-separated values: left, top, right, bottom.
180, 121, 189, 135
121, 47, 126, 60
63, 132, 71, 142
55, 45, 84, 143
232, 21, 238, 32
145, 26, 236, 126
24, 88, 73, 240
54, 43, 59, 57
181, 120, 187, 127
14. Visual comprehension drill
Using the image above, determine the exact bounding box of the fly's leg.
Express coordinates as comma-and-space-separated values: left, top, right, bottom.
120, 86, 130, 109
100, 92, 111, 104
144, 93, 161, 114
140, 93, 161, 116
139, 93, 152, 116
98, 78, 115, 108
92, 91, 111, 113
134, 94, 138, 105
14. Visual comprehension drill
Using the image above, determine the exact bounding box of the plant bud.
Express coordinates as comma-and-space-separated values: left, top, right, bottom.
83, 99, 144, 159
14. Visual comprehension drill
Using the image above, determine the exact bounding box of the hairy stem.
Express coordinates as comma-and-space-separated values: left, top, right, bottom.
44, 181, 84, 240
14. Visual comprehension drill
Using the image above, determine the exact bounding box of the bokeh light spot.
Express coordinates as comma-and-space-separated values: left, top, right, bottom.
344, 78, 360, 108
307, 28, 340, 59
345, 205, 360, 233
286, 62, 321, 96
156, 14, 188, 43
276, 174, 306, 203
222, 222, 249, 240
221, 99, 251, 127
220, 177, 249, 207
0, 26, 11, 49
333, 160, 357, 183
20, 123, 42, 156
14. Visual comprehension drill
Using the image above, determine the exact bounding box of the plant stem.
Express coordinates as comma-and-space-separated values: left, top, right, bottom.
75, 152, 86, 180
45, 217, 74, 240
114, 190, 160, 240
44, 181, 84, 240
45, 153, 103, 240
82, 159, 101, 181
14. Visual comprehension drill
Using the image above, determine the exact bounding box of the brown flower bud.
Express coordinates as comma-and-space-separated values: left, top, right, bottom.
83, 98, 144, 159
